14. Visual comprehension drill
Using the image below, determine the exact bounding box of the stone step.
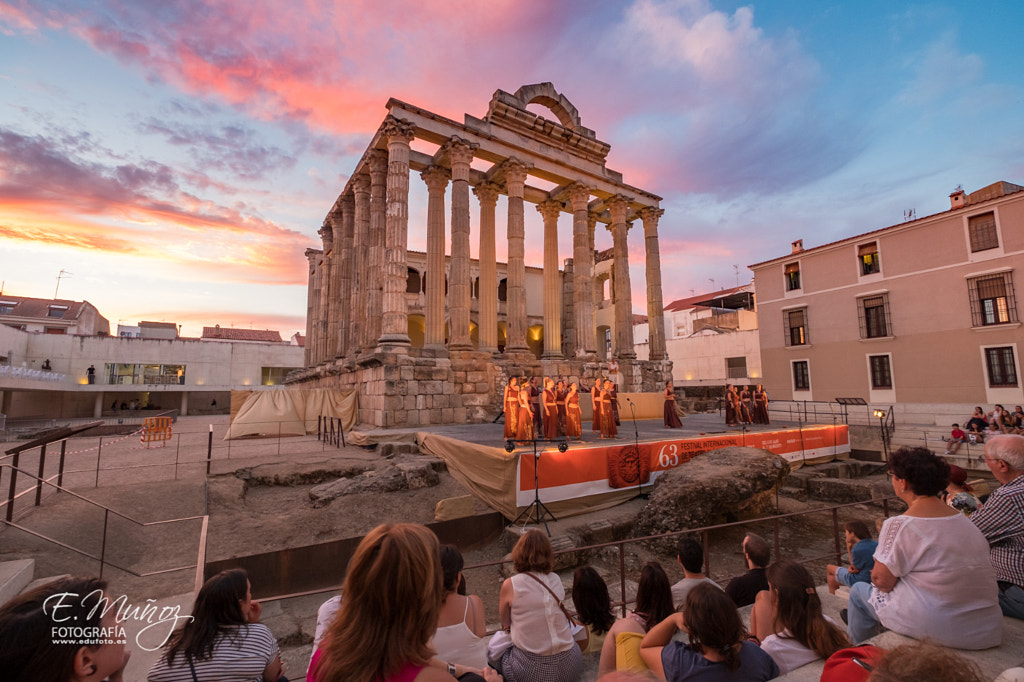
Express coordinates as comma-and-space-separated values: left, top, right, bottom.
0, 559, 34, 606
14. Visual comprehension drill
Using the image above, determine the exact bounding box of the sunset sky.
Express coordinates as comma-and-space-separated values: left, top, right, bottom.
1, 1, 1022, 338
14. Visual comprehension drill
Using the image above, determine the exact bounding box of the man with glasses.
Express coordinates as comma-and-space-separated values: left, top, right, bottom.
971, 434, 1024, 619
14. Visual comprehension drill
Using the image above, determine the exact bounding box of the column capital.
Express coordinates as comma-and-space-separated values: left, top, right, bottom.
367, 148, 389, 173
606, 194, 634, 220
500, 156, 530, 185
340, 191, 355, 209
382, 116, 415, 144
567, 182, 592, 210
605, 219, 634, 233
420, 165, 450, 193
318, 222, 332, 241
444, 136, 478, 168
473, 181, 501, 206
536, 199, 563, 222
352, 173, 371, 194
640, 206, 665, 228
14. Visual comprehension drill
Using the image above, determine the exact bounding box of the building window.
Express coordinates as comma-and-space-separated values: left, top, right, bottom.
858, 242, 880, 275
968, 212, 999, 252
869, 355, 893, 389
498, 278, 507, 302
726, 356, 747, 379
0, 303, 14, 314
406, 268, 421, 294
985, 347, 1018, 387
47, 306, 67, 318
968, 272, 1017, 326
793, 360, 810, 390
44, 327, 66, 335
784, 262, 801, 291
858, 294, 890, 338
785, 308, 808, 346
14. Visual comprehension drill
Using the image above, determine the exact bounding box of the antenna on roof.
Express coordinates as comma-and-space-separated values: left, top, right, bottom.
733, 265, 739, 286
54, 269, 72, 299
903, 208, 916, 222
708, 277, 715, 291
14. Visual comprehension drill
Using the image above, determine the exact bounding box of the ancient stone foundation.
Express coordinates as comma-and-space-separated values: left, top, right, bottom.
289, 348, 672, 427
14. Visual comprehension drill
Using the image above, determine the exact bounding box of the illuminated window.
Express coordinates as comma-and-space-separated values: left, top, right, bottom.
785, 308, 808, 346
968, 272, 1017, 326
858, 242, 880, 275
784, 262, 801, 291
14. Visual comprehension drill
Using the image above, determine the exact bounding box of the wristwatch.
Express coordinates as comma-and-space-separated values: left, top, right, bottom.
447, 662, 457, 677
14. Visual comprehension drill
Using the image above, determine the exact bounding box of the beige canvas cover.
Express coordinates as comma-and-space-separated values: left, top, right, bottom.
225, 388, 358, 440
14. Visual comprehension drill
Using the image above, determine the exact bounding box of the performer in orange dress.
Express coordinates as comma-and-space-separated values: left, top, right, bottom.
600, 380, 618, 438
516, 383, 534, 441
739, 385, 754, 424
725, 384, 738, 426
503, 377, 519, 439
543, 378, 559, 440
565, 383, 582, 440
664, 380, 682, 428
591, 379, 604, 433
753, 384, 770, 424
555, 380, 568, 437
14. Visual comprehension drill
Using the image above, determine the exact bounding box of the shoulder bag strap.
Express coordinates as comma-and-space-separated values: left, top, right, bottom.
187, 656, 200, 682
521, 572, 577, 626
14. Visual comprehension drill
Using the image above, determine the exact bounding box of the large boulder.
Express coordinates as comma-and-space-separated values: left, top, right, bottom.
634, 447, 790, 551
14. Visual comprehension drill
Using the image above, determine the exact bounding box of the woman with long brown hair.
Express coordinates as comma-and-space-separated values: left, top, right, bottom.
515, 380, 533, 441
309, 524, 455, 682
639, 583, 778, 681
565, 383, 582, 440
503, 378, 519, 439
597, 561, 675, 677
749, 560, 849, 674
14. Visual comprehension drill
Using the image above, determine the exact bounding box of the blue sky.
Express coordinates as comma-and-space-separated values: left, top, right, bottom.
1, 0, 1021, 335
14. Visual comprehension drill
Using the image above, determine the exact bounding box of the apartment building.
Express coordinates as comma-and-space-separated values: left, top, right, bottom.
750, 181, 1024, 420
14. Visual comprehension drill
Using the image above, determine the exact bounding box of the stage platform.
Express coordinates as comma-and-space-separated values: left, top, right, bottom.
352, 413, 850, 520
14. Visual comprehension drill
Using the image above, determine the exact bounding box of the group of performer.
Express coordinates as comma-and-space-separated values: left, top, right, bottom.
724, 383, 770, 426
502, 376, 626, 442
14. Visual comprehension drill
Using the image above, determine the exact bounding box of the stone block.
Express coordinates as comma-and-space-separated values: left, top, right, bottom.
424, 381, 442, 394
442, 408, 454, 422
462, 393, 489, 407
453, 407, 467, 423
429, 409, 442, 423
433, 368, 449, 380
462, 382, 475, 393
400, 366, 414, 381
475, 382, 490, 393
404, 395, 416, 410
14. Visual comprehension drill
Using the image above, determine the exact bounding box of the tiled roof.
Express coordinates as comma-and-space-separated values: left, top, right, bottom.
139, 321, 178, 330
201, 327, 283, 342
664, 285, 748, 312
0, 295, 87, 320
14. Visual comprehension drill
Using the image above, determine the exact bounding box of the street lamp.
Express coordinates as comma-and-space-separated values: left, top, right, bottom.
873, 409, 889, 462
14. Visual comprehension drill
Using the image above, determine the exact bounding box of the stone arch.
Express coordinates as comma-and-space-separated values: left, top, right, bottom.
513, 83, 582, 131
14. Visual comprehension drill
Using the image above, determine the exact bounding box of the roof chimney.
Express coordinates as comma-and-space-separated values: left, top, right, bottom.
791, 239, 804, 254
949, 185, 967, 210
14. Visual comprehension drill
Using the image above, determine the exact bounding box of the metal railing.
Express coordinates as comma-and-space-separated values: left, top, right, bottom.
318, 416, 347, 448
0, 462, 208, 579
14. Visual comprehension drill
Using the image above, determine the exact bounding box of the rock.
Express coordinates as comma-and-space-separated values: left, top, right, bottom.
396, 461, 440, 489
309, 468, 406, 507
634, 447, 790, 553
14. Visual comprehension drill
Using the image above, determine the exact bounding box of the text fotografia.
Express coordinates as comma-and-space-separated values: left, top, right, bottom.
45, 589, 192, 651
52, 625, 127, 645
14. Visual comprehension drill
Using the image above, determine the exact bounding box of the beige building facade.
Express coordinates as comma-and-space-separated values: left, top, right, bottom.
294, 84, 672, 427
750, 181, 1024, 423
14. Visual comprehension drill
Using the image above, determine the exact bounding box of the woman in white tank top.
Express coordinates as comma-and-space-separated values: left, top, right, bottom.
432, 545, 488, 674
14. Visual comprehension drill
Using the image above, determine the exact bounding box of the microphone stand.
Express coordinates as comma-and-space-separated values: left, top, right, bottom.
627, 398, 646, 499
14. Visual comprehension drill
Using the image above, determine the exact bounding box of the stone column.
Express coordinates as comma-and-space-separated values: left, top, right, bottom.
474, 182, 500, 353
350, 174, 371, 357
379, 118, 415, 346
318, 224, 332, 364
325, 214, 341, 360
309, 251, 324, 364
568, 183, 596, 356
607, 195, 636, 359
421, 166, 449, 349
446, 137, 477, 350
587, 212, 600, 353
641, 207, 668, 361
304, 249, 318, 366
504, 158, 530, 352
537, 200, 563, 358
365, 149, 388, 351
337, 192, 355, 358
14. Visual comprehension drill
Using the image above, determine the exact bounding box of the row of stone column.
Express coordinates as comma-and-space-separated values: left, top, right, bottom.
305, 116, 668, 367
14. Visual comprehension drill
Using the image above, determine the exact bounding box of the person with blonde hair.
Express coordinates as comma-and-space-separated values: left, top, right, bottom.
749, 560, 850, 673
498, 530, 583, 682
309, 523, 472, 682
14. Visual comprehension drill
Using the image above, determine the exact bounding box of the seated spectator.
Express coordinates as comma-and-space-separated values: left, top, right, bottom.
571, 566, 616, 657
826, 520, 877, 595
943, 464, 981, 515
639, 583, 779, 681
498, 530, 583, 682
670, 537, 722, 608
309, 593, 341, 666
149, 568, 284, 682
865, 641, 984, 682
845, 447, 1001, 648
749, 560, 850, 674
0, 576, 131, 682
991, 405, 1009, 432
989, 421, 1004, 439
597, 562, 675, 677
965, 406, 988, 443
945, 423, 967, 455
432, 545, 489, 680
725, 532, 771, 607
310, 523, 480, 682
1011, 406, 1024, 433
971, 434, 1024, 619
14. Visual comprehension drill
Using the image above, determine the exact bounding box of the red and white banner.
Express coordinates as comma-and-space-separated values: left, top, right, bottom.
515, 425, 849, 506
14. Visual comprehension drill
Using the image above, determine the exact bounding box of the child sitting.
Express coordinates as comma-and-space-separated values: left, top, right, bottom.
825, 520, 877, 595
945, 423, 967, 455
